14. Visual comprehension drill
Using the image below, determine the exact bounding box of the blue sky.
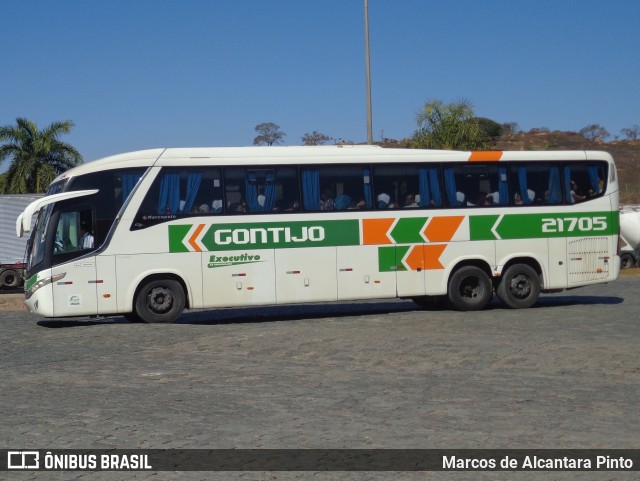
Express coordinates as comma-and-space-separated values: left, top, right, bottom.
2, 0, 639, 166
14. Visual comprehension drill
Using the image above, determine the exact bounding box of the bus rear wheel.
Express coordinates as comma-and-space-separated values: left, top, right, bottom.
447, 266, 493, 311
134, 278, 185, 323
497, 264, 540, 309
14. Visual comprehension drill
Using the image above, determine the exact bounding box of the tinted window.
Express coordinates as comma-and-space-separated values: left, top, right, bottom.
300, 165, 373, 211
133, 167, 223, 229
443, 164, 508, 207
373, 164, 443, 209
224, 166, 299, 214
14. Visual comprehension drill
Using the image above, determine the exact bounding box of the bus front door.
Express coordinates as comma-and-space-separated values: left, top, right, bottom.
50, 209, 99, 317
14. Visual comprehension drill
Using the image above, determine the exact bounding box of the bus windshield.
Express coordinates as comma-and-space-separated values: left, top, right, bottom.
23, 167, 147, 277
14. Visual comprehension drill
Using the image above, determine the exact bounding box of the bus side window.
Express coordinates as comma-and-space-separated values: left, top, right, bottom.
511, 163, 561, 206
563, 163, 607, 201
302, 165, 373, 212
373, 163, 439, 209
224, 166, 300, 214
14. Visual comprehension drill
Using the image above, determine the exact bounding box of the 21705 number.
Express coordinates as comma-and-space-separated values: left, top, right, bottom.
541, 216, 607, 233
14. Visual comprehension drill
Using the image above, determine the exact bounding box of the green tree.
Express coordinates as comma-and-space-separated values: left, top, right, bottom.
301, 131, 331, 145
411, 99, 488, 150
579, 124, 610, 142
253, 122, 285, 146
0, 118, 82, 193
476, 117, 503, 142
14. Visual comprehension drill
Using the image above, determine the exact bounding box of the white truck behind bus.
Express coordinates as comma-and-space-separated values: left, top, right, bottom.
620, 210, 640, 269
0, 194, 43, 288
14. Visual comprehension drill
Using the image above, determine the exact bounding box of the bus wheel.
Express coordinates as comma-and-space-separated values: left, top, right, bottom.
497, 264, 540, 309
134, 279, 185, 323
620, 253, 635, 269
447, 266, 492, 311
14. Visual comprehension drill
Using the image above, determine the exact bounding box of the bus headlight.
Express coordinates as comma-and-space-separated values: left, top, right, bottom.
25, 272, 66, 300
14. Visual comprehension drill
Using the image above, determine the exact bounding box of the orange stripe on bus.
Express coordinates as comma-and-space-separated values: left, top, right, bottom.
404, 245, 424, 271
362, 218, 394, 245
423, 244, 447, 270
423, 216, 464, 242
188, 223, 206, 252
469, 151, 503, 162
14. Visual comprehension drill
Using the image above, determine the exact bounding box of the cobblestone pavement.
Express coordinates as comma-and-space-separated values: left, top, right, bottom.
1, 274, 639, 481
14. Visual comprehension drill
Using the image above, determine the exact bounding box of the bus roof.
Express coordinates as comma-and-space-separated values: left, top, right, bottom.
52, 146, 615, 183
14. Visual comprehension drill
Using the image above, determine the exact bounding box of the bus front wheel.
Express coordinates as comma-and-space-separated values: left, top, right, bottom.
447, 266, 493, 311
134, 278, 185, 323
497, 264, 540, 309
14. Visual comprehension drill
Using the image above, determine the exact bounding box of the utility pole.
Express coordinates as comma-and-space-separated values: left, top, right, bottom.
364, 0, 373, 145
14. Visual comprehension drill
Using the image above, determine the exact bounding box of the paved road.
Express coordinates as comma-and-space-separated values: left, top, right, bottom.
1, 274, 639, 481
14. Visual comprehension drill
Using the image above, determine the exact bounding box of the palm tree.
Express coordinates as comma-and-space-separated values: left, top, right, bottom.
0, 118, 83, 193
411, 99, 488, 150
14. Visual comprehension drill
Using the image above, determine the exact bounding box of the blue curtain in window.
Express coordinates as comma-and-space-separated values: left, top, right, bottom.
498, 167, 509, 205
245, 172, 261, 212
122, 173, 142, 201
301, 169, 320, 211
547, 166, 561, 204
263, 171, 276, 211
518, 167, 531, 205
157, 173, 181, 214
182, 172, 203, 213
428, 168, 442, 207
563, 165, 573, 203
363, 168, 373, 208
587, 165, 600, 193
444, 168, 459, 206
418, 168, 430, 207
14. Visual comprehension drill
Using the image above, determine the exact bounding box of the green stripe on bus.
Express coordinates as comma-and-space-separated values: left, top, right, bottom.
470, 211, 619, 241
378, 245, 410, 272
389, 217, 427, 244
25, 273, 38, 291
169, 210, 619, 253
169, 220, 361, 252
168, 224, 193, 252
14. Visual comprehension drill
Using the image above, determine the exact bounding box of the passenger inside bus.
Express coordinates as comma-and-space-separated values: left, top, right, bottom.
377, 192, 391, 209
570, 180, 586, 203
79, 223, 94, 249
320, 189, 335, 210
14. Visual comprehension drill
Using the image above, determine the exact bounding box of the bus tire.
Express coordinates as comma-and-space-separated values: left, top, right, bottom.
0, 269, 21, 288
497, 264, 541, 309
134, 278, 185, 323
620, 253, 635, 269
447, 266, 493, 311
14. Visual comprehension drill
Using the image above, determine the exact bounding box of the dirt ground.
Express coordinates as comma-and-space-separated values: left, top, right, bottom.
0, 292, 27, 312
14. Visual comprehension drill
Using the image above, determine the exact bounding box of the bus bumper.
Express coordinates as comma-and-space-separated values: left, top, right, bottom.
23, 270, 56, 317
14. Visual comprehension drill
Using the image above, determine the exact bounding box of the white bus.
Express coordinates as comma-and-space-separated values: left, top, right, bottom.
17, 146, 620, 323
